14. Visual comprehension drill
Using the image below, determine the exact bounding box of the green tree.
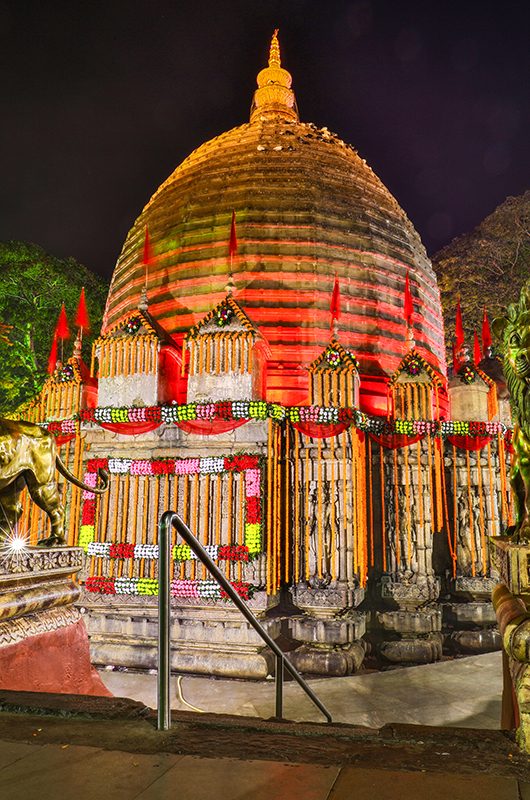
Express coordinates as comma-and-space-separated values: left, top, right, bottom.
0, 241, 108, 413
432, 191, 530, 360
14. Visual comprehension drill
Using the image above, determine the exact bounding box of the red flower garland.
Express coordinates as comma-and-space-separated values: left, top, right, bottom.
109, 542, 136, 559
218, 545, 250, 562
86, 576, 115, 594
224, 455, 260, 471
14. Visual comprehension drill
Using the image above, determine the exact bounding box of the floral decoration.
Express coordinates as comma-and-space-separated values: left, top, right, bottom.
459, 365, 476, 385
123, 317, 142, 335
405, 357, 422, 377
215, 305, 233, 327
84, 575, 254, 599
74, 402, 510, 440
58, 363, 75, 383
325, 347, 342, 368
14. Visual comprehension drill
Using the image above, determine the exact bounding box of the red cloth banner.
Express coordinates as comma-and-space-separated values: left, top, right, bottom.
55, 434, 76, 447
368, 432, 424, 449
176, 418, 247, 436
447, 434, 494, 451
97, 420, 162, 435
291, 421, 351, 439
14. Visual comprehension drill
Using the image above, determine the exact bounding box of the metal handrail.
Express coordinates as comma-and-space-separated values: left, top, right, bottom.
157, 510, 332, 730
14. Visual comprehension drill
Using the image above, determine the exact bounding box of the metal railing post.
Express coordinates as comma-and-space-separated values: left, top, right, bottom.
156, 511, 332, 727
157, 511, 171, 731
275, 653, 284, 719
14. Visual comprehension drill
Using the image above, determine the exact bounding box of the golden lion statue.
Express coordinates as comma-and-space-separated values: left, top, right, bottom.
0, 418, 108, 546
494, 280, 530, 541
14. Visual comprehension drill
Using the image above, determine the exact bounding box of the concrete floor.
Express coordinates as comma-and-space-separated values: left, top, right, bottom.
0, 740, 525, 800
98, 651, 503, 729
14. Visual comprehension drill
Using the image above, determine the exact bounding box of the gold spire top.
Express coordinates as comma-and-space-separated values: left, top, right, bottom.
268, 28, 281, 68
250, 30, 298, 123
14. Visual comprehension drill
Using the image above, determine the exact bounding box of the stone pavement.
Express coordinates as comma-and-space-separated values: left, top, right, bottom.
0, 738, 528, 800
99, 651, 503, 728
0, 652, 528, 799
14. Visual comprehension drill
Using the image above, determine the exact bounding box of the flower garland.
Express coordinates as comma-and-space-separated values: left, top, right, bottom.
80, 454, 263, 576
74, 402, 510, 439
85, 576, 255, 600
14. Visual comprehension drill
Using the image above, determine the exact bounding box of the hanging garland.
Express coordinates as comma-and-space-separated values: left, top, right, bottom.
67, 402, 511, 441
85, 575, 255, 600
79, 453, 264, 577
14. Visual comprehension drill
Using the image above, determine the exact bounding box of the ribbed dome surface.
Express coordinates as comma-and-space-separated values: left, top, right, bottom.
103, 45, 446, 404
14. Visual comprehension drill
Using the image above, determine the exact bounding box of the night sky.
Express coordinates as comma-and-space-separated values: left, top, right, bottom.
1, 0, 529, 280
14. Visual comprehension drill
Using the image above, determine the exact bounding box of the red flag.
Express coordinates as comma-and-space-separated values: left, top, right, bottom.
473, 330, 482, 365
482, 306, 492, 351
47, 332, 58, 374
74, 287, 90, 331
404, 271, 413, 327
455, 298, 464, 352
142, 225, 152, 265
229, 211, 238, 259
330, 274, 341, 331
55, 303, 70, 339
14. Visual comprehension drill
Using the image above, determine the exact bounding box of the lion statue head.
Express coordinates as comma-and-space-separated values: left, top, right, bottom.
493, 280, 530, 435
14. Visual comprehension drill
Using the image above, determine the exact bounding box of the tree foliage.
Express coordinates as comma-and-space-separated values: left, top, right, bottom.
0, 241, 108, 414
432, 191, 530, 359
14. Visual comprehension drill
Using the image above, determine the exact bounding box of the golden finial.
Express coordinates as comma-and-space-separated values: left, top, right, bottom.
269, 29, 281, 68
250, 30, 298, 123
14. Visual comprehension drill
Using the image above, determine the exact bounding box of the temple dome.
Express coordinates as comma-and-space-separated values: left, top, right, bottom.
103, 33, 446, 407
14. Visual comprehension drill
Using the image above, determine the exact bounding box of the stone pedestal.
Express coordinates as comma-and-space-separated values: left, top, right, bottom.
375, 575, 442, 664
286, 583, 366, 675
443, 576, 500, 654
83, 591, 280, 679
0, 546, 109, 695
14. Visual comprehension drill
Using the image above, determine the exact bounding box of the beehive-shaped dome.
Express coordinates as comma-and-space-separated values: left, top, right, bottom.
103, 32, 446, 407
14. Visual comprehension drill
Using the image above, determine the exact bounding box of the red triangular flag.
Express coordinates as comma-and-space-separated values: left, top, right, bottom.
473, 330, 482, 365
229, 211, 238, 259
455, 298, 464, 352
330, 274, 341, 331
47, 331, 58, 374
482, 306, 492, 352
74, 287, 90, 331
142, 225, 152, 265
55, 303, 70, 339
404, 271, 413, 327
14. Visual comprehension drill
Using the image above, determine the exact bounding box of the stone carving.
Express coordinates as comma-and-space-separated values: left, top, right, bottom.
0, 546, 83, 576
493, 281, 530, 540
0, 606, 80, 648
0, 418, 108, 544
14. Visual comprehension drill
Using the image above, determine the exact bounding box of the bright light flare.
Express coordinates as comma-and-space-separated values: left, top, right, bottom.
1, 531, 30, 560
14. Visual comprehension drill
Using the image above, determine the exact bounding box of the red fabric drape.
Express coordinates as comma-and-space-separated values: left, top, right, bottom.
368, 432, 424, 449
55, 434, 76, 447
291, 421, 351, 439
97, 420, 162, 435
447, 434, 494, 451
175, 419, 247, 435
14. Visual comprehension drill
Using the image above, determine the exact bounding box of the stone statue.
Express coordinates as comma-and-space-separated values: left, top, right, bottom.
493, 280, 530, 541
0, 418, 108, 546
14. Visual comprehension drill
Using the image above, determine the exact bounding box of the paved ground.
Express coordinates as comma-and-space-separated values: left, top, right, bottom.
0, 738, 528, 800
98, 651, 503, 728
0, 652, 527, 799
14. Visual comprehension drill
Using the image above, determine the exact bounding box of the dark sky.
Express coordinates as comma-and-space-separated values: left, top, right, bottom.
1, 0, 529, 280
